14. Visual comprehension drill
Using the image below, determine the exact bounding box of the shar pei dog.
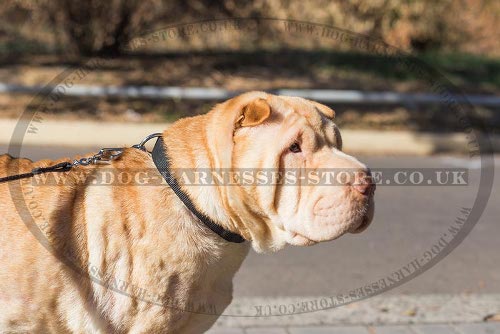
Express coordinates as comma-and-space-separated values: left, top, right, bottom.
0, 91, 375, 333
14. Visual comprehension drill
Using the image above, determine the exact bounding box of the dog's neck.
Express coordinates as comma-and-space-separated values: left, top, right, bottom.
160, 113, 289, 253
161, 115, 250, 242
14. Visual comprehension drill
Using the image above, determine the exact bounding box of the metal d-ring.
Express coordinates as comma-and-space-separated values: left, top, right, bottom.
132, 132, 162, 152
71, 133, 162, 167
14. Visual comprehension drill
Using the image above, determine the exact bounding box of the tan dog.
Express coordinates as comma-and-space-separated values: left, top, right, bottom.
0, 92, 374, 333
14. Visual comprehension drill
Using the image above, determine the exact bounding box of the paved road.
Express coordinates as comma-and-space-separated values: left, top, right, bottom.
2, 146, 499, 298
207, 323, 500, 334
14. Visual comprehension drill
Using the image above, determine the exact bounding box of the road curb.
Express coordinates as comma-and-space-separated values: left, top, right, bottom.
1, 118, 498, 155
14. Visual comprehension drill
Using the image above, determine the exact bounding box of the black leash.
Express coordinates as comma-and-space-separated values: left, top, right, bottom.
0, 161, 72, 183
1, 133, 245, 244
0, 147, 124, 184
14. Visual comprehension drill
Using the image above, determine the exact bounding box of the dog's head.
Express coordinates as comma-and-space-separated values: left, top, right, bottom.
207, 91, 375, 252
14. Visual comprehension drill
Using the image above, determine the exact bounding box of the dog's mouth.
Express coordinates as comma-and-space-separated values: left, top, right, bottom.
284, 193, 375, 246
287, 231, 319, 246
349, 199, 375, 234
288, 203, 374, 245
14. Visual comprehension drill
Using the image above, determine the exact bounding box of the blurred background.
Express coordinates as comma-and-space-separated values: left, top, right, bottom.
0, 0, 499, 131
0, 1, 499, 333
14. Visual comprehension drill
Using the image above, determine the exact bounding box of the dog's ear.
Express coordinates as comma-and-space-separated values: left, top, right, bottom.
312, 101, 335, 119
236, 98, 271, 128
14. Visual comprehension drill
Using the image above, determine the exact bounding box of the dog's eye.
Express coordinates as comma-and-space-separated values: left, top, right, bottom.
289, 142, 301, 153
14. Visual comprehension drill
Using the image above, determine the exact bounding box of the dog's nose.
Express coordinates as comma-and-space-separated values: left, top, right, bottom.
352, 168, 375, 195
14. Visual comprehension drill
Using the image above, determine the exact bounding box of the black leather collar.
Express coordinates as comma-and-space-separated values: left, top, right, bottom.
151, 137, 245, 243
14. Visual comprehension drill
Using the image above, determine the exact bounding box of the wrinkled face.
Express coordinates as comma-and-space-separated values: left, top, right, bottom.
229, 94, 375, 250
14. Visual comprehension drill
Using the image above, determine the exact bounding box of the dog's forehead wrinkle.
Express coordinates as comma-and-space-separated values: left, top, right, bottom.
272, 96, 325, 134
276, 94, 334, 126
276, 95, 316, 118
299, 104, 324, 133
299, 108, 326, 147
271, 95, 294, 114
